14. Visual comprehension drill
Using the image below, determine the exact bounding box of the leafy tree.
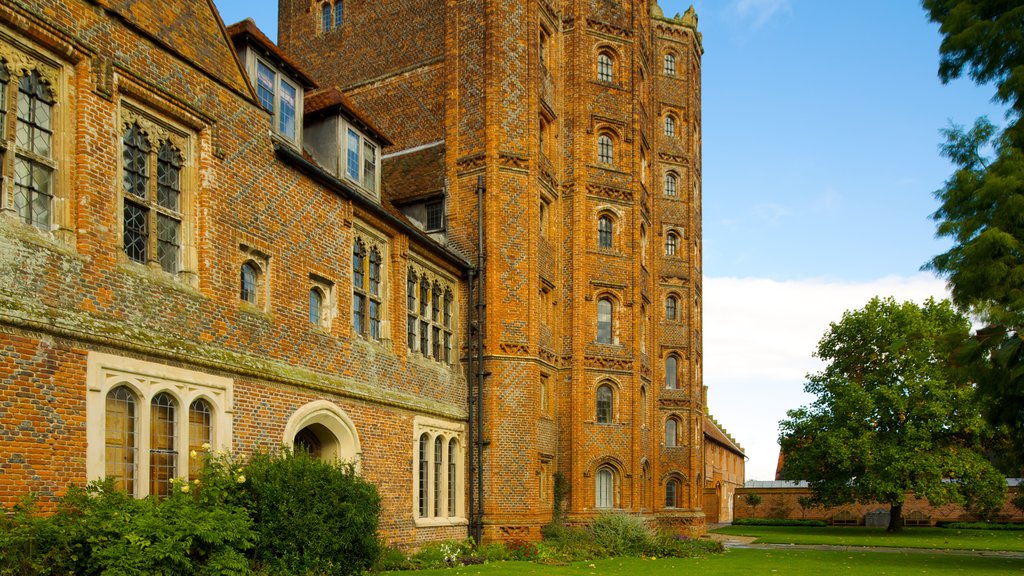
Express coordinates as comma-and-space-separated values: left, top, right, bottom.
779, 297, 1006, 532
923, 1, 1024, 464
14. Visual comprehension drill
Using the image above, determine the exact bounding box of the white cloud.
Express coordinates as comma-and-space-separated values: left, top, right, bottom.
732, 0, 791, 28
702, 273, 950, 481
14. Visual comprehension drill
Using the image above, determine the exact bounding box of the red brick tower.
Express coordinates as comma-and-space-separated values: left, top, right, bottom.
280, 0, 705, 539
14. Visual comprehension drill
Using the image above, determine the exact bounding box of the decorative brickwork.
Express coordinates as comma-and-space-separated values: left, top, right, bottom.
0, 0, 731, 547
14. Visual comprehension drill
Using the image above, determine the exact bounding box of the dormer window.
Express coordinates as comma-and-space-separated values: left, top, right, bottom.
425, 200, 444, 232
343, 127, 378, 196
255, 59, 300, 142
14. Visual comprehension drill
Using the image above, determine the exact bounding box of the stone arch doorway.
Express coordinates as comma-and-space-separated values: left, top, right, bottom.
283, 400, 361, 468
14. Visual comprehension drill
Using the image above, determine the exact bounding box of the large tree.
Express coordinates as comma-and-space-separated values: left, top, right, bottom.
922, 0, 1024, 461
779, 297, 1006, 531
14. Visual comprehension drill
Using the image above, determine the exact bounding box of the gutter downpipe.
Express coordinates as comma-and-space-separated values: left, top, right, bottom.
475, 174, 486, 544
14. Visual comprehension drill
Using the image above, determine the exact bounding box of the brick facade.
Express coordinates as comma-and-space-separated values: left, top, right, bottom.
0, 0, 730, 545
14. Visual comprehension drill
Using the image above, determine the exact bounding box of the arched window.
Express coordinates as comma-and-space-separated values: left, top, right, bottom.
665, 231, 679, 256
309, 287, 324, 325
597, 134, 614, 164
640, 224, 648, 265
664, 115, 676, 137
418, 433, 429, 517
595, 467, 614, 509
597, 298, 613, 343
188, 399, 212, 480
321, 3, 332, 32
434, 436, 443, 516
596, 384, 613, 424
665, 355, 678, 389
665, 477, 680, 508
444, 289, 454, 362
640, 304, 648, 353
240, 261, 259, 303
665, 172, 677, 197
640, 386, 648, 427
665, 295, 678, 321
105, 386, 137, 494
448, 439, 458, 517
334, 1, 344, 28
598, 215, 613, 248
597, 52, 613, 82
149, 392, 178, 497
665, 417, 678, 447
664, 53, 677, 76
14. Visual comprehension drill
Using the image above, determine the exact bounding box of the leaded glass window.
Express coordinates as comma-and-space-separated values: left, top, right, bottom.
334, 1, 344, 28
666, 296, 678, 321
407, 266, 456, 364
665, 478, 679, 508
665, 417, 678, 447
363, 140, 376, 193
666, 232, 679, 256
664, 115, 675, 136
447, 439, 457, 517
353, 238, 383, 340
665, 173, 677, 196
418, 433, 429, 517
240, 262, 259, 303
347, 128, 360, 181
188, 399, 211, 480
14, 71, 55, 230
664, 53, 677, 76
121, 122, 183, 273
407, 270, 418, 352
597, 53, 613, 82
309, 287, 324, 325
322, 3, 332, 32
433, 436, 443, 516
597, 134, 613, 164
105, 386, 137, 494
149, 392, 177, 497
598, 215, 613, 248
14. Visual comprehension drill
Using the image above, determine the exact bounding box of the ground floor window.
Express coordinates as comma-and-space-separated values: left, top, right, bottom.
413, 417, 466, 525
87, 352, 232, 498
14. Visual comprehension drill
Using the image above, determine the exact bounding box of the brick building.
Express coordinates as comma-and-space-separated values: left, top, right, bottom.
0, 0, 728, 545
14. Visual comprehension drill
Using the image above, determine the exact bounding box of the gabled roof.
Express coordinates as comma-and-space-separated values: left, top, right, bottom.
382, 143, 446, 204
305, 87, 393, 146
100, 0, 251, 96
225, 18, 318, 89
704, 415, 745, 457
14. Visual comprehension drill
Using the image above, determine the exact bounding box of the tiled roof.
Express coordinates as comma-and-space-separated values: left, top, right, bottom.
305, 87, 392, 146
382, 143, 446, 204
103, 0, 251, 95
225, 18, 318, 89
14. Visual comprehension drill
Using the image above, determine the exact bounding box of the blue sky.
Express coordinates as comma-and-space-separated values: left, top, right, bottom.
211, 1, 1005, 481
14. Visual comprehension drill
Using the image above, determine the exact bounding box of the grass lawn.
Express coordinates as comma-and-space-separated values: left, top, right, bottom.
711, 525, 1024, 552
379, 548, 1024, 575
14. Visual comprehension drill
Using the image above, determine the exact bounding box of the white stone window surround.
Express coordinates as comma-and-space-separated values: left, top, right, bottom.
86, 351, 233, 497
412, 415, 467, 527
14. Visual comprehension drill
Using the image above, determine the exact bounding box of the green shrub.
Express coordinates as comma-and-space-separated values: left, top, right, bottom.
0, 456, 256, 576
241, 449, 382, 576
371, 543, 413, 572
732, 517, 828, 527
646, 532, 724, 558
505, 538, 539, 561
474, 542, 511, 562
409, 540, 471, 569
940, 521, 1024, 530
588, 513, 651, 556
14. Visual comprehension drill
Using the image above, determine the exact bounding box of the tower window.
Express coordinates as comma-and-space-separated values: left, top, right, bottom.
598, 215, 613, 248
597, 134, 614, 164
597, 52, 614, 82
664, 53, 677, 76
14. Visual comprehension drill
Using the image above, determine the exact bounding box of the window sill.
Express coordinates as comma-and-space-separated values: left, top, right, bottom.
0, 217, 78, 257
414, 516, 468, 528
116, 258, 203, 296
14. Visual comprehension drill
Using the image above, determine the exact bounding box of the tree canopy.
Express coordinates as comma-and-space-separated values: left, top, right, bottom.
778, 297, 1006, 531
922, 0, 1024, 462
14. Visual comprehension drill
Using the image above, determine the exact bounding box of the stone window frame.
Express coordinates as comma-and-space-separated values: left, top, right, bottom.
319, 2, 344, 32
412, 416, 467, 527
590, 458, 623, 510
664, 171, 678, 197
85, 351, 233, 499
406, 257, 457, 364
239, 244, 271, 312
663, 51, 678, 77
0, 40, 71, 237
596, 51, 614, 83
665, 229, 680, 256
665, 353, 680, 389
308, 273, 335, 330
596, 295, 616, 344
351, 223, 390, 341
664, 414, 681, 447
117, 104, 195, 280
665, 476, 681, 508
